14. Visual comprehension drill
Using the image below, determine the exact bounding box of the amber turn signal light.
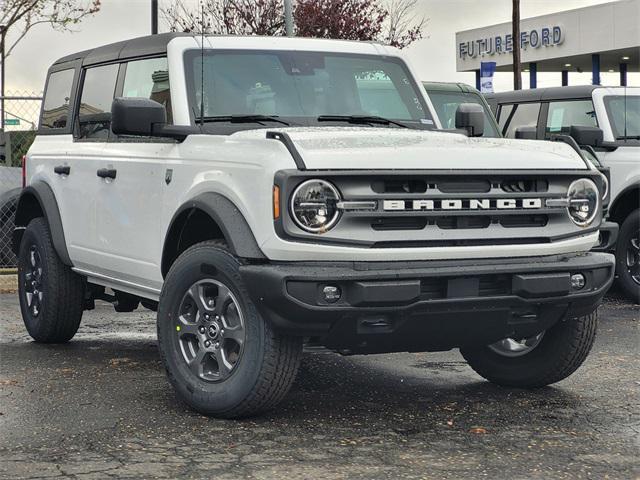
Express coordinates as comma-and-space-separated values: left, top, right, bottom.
273, 185, 280, 219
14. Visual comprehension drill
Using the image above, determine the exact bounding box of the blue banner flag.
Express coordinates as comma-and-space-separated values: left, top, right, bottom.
480, 61, 497, 93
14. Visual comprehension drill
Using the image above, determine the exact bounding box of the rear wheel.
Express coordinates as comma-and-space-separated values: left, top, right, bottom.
18, 217, 84, 343
615, 209, 640, 304
461, 310, 597, 388
157, 241, 302, 418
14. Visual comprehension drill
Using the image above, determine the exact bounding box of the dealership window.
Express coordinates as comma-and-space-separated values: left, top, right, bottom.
122, 57, 172, 123
41, 69, 75, 130
502, 102, 541, 138
77, 63, 119, 140
546, 100, 597, 136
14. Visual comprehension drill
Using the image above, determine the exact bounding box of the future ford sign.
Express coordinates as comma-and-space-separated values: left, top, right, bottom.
459, 26, 564, 60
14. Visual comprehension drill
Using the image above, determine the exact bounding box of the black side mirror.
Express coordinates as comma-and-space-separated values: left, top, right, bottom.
111, 97, 167, 137
515, 126, 537, 140
455, 103, 484, 137
111, 97, 197, 141
569, 125, 603, 148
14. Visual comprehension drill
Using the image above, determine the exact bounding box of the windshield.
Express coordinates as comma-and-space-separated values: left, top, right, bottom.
603, 95, 640, 140
426, 89, 500, 137
184, 50, 434, 130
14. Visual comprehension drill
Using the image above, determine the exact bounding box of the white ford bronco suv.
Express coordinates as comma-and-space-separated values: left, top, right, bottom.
14, 34, 614, 418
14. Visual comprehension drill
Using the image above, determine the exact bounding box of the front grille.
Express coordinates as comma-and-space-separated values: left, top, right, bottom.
278, 171, 600, 247
500, 179, 549, 193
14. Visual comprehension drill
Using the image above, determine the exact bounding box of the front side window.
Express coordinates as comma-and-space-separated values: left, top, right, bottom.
502, 102, 541, 138
545, 100, 597, 136
427, 90, 500, 137
497, 104, 514, 131
41, 69, 75, 130
77, 63, 119, 140
185, 50, 433, 130
603, 95, 640, 141
122, 57, 172, 123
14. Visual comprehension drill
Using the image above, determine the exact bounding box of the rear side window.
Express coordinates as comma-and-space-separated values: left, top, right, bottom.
122, 57, 172, 123
546, 100, 597, 135
502, 102, 541, 138
77, 63, 119, 140
41, 69, 75, 130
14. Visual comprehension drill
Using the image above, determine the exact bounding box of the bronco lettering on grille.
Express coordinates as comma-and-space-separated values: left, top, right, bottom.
382, 198, 543, 211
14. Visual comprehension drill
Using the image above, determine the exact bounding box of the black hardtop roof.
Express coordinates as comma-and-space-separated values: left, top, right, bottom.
51, 32, 389, 69
52, 32, 191, 67
485, 85, 599, 103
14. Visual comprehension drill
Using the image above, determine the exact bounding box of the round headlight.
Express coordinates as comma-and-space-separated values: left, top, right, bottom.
599, 172, 608, 201
290, 179, 341, 233
567, 178, 599, 227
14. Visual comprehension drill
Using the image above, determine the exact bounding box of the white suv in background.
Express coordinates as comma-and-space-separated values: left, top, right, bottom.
13, 34, 614, 418
488, 86, 640, 303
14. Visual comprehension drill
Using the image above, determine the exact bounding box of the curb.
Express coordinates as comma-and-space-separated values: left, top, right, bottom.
0, 273, 18, 294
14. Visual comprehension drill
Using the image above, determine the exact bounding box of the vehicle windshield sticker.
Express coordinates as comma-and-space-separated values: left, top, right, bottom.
420, 118, 434, 125
549, 109, 564, 132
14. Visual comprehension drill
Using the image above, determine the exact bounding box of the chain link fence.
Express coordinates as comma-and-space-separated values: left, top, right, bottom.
1, 92, 42, 268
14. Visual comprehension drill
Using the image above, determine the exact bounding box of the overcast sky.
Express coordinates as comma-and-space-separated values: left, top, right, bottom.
3, 0, 637, 95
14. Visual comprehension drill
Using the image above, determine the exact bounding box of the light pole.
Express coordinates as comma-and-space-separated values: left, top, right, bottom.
512, 0, 522, 90
284, 0, 293, 37
151, 0, 158, 35
0, 24, 5, 130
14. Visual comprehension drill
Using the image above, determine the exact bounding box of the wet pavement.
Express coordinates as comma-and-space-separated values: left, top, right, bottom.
0, 291, 638, 479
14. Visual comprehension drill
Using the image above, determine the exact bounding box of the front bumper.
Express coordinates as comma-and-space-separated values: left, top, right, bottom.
240, 252, 614, 354
592, 221, 618, 252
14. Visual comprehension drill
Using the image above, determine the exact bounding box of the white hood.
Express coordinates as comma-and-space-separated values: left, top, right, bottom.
234, 127, 588, 170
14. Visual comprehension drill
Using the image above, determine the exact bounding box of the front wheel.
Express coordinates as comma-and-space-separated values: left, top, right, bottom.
157, 241, 302, 418
615, 209, 640, 304
461, 310, 598, 388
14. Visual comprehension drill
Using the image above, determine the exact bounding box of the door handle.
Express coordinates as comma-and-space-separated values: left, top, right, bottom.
97, 168, 117, 180
54, 165, 70, 175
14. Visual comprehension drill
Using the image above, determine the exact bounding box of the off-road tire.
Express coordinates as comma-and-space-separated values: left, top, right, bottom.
157, 240, 303, 418
460, 310, 598, 388
615, 209, 640, 304
18, 217, 84, 342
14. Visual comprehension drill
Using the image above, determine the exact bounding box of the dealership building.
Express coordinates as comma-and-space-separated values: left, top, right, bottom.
456, 0, 639, 89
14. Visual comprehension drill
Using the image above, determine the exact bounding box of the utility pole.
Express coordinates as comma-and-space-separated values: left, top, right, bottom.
512, 0, 522, 90
151, 0, 158, 35
284, 0, 293, 37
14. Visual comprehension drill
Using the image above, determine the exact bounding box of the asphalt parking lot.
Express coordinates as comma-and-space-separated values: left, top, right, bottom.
0, 291, 638, 480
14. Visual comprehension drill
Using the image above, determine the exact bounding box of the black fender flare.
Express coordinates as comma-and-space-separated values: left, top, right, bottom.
12, 182, 73, 266
162, 192, 265, 276
609, 182, 640, 223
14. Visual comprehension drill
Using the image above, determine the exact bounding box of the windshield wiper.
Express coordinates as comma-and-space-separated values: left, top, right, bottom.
199, 115, 290, 126
317, 115, 409, 129
616, 135, 640, 140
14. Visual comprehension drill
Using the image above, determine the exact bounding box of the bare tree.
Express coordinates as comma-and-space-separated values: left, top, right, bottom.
0, 0, 101, 58
162, 0, 284, 36
383, 0, 427, 49
294, 0, 387, 43
294, 0, 425, 49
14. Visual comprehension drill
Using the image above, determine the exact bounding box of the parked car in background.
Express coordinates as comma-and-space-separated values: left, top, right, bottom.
487, 86, 640, 303
423, 82, 501, 137
0, 132, 22, 268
